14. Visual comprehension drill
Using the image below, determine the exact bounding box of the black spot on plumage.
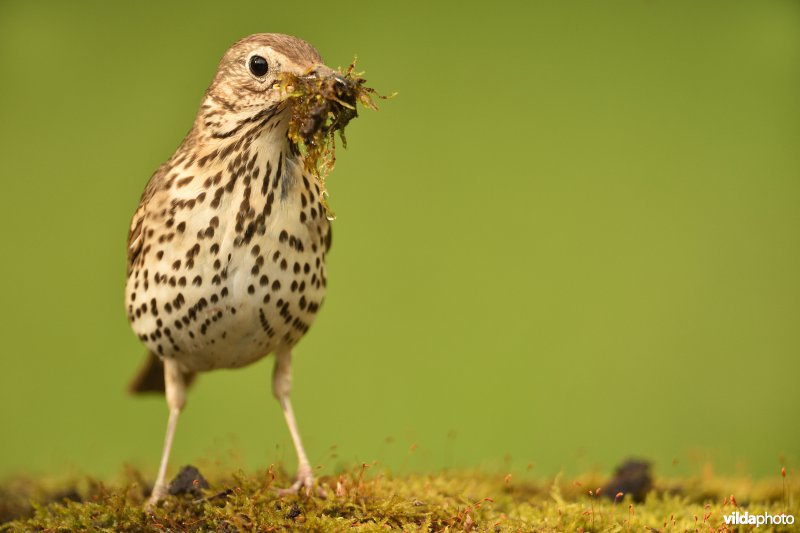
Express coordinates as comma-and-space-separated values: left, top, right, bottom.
273, 153, 283, 189
261, 160, 272, 196
243, 221, 256, 243
219, 142, 235, 160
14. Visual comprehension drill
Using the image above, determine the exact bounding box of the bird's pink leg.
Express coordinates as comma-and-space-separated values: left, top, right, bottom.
273, 350, 325, 497
146, 359, 186, 509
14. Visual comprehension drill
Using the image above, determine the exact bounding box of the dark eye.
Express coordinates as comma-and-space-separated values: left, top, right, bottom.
249, 55, 269, 77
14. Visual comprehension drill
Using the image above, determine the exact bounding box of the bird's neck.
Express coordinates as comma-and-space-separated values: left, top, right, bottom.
184, 96, 292, 149
167, 99, 318, 209
170, 99, 305, 181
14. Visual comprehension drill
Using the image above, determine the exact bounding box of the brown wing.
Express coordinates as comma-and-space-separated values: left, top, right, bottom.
126, 164, 169, 277
127, 164, 198, 395
126, 207, 145, 277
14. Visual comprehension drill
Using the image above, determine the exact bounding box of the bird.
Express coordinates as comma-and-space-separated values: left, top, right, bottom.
124, 33, 350, 507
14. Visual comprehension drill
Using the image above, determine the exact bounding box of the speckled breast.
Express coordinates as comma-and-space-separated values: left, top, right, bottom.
126, 145, 331, 373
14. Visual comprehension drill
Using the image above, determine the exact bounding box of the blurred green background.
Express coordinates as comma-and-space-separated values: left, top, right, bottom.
0, 0, 798, 482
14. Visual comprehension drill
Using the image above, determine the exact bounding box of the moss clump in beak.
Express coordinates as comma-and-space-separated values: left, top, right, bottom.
278, 61, 392, 219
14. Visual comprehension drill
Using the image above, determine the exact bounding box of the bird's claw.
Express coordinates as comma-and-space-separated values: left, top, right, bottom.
276, 466, 326, 498
145, 483, 168, 510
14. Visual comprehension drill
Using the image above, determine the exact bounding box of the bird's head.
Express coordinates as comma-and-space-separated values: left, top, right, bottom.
197, 33, 349, 142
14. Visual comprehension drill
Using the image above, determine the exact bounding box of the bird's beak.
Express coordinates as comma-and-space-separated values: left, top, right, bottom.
302, 65, 356, 107
305, 64, 345, 84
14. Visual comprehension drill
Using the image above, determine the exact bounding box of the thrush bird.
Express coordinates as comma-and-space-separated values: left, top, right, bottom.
125, 34, 362, 507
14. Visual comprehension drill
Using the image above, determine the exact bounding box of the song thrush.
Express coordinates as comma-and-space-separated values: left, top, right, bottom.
125, 33, 367, 507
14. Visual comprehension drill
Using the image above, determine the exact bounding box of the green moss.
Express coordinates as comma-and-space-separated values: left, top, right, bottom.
2, 465, 796, 531
278, 61, 392, 220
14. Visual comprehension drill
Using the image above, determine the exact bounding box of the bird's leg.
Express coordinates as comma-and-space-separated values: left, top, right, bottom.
146, 358, 187, 509
273, 350, 324, 496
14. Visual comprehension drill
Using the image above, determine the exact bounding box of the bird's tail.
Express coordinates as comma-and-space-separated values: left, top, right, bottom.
128, 352, 196, 394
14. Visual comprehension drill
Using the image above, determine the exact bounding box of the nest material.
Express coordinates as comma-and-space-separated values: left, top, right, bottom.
278, 61, 390, 219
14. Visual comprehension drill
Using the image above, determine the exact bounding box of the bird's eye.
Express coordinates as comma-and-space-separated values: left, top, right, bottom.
249, 55, 269, 77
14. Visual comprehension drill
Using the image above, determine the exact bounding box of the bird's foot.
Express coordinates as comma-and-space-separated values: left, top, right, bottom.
145, 483, 168, 510
276, 464, 326, 498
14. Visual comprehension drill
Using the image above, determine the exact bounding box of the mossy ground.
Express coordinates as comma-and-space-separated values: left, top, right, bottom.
1, 464, 796, 531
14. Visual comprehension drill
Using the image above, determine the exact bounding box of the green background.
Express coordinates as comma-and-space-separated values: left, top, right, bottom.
0, 0, 797, 481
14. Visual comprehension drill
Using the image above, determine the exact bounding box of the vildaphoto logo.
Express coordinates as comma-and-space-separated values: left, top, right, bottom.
723, 511, 795, 527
